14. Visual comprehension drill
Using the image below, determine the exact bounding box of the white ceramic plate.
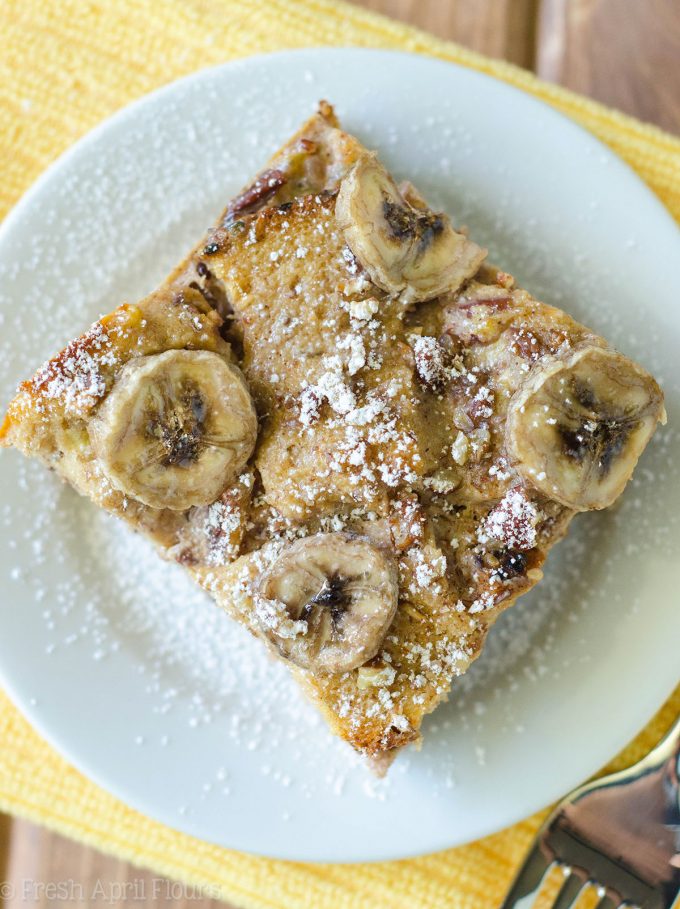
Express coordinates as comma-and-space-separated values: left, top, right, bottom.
0, 49, 678, 863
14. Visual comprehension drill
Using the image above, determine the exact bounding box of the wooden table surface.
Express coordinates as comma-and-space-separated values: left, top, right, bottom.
1, 2, 678, 907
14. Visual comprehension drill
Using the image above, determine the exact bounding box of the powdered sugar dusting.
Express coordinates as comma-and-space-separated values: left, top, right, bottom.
479, 486, 539, 551
34, 323, 116, 413
0, 56, 678, 858
310, 355, 357, 415
6, 435, 676, 822
409, 334, 460, 390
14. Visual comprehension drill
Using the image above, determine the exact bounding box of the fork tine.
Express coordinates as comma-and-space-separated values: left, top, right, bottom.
499, 841, 555, 909
550, 872, 587, 909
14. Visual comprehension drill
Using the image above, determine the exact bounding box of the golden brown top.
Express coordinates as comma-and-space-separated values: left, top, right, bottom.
1, 104, 664, 760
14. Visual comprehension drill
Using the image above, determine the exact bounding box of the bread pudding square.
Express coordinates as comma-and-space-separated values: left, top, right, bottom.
1, 103, 665, 773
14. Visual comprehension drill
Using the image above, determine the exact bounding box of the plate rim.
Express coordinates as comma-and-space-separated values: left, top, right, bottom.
0, 46, 678, 863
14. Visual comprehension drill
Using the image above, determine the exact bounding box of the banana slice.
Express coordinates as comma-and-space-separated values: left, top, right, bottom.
256, 532, 398, 674
90, 350, 257, 511
506, 346, 665, 511
336, 154, 486, 302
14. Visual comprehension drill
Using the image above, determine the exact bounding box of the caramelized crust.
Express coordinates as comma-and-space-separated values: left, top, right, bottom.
1, 287, 231, 548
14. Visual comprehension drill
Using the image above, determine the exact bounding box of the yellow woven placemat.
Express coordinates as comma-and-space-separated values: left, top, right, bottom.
1, 1, 679, 906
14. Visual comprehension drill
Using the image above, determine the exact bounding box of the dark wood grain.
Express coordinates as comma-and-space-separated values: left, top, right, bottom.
2, 818, 226, 908
352, 0, 540, 67
0, 813, 11, 892
537, 0, 680, 133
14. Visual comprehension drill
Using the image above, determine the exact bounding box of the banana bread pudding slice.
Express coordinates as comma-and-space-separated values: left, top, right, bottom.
1, 104, 665, 773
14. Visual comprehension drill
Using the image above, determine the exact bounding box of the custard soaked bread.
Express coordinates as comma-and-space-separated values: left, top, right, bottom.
1, 104, 665, 772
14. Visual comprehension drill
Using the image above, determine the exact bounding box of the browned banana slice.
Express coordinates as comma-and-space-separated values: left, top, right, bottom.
255, 532, 398, 674
90, 350, 257, 511
507, 346, 665, 510
336, 154, 486, 302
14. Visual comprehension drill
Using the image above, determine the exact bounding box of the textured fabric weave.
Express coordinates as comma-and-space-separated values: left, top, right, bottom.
0, 1, 678, 906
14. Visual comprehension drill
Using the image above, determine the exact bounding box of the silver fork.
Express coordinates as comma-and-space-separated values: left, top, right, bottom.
500, 712, 680, 909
